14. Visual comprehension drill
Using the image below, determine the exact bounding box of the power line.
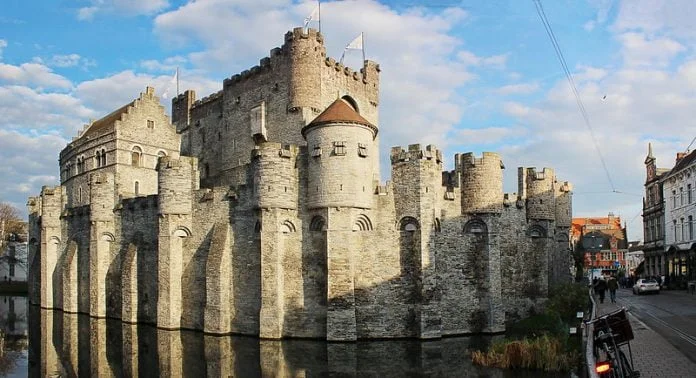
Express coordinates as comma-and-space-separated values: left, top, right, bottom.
685, 136, 696, 153
532, 0, 616, 192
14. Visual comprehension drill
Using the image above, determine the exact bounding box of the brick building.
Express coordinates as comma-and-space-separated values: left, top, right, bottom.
572, 214, 628, 276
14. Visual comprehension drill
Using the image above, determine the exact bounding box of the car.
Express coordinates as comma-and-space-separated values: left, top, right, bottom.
633, 278, 660, 295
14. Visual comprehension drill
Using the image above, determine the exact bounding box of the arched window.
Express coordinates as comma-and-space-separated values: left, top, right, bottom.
134, 181, 140, 195
464, 219, 487, 234
341, 95, 359, 113
353, 214, 373, 231
95, 151, 101, 167
280, 220, 296, 233
528, 225, 547, 238
399, 216, 419, 232
156, 151, 166, 168
101, 148, 106, 166
309, 216, 326, 231
131, 146, 142, 167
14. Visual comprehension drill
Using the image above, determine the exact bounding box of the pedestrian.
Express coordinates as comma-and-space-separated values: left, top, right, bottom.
595, 277, 608, 304
608, 274, 618, 303
592, 277, 598, 295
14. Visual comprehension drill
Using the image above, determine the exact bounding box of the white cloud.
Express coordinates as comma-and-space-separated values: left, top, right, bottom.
0, 39, 7, 59
50, 54, 81, 67
140, 55, 187, 72
77, 6, 99, 21
78, 0, 169, 20
458, 51, 508, 69
617, 32, 685, 67
614, 0, 696, 40
0, 62, 72, 89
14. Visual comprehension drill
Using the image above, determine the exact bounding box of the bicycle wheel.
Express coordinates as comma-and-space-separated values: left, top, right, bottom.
617, 349, 638, 377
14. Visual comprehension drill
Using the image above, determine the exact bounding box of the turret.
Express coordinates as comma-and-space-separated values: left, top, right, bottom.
157, 156, 198, 215
302, 98, 378, 209
286, 27, 325, 113
458, 152, 504, 214
251, 143, 299, 210
172, 90, 196, 133
89, 172, 115, 222
524, 167, 555, 220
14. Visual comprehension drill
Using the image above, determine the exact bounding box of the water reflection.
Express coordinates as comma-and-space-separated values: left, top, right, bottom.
0, 295, 28, 377
27, 306, 570, 377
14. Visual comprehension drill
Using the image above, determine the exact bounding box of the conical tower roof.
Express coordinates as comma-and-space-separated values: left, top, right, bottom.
302, 98, 377, 138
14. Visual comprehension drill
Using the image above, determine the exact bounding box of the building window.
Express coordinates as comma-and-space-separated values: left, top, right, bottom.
78, 187, 82, 202
134, 181, 140, 195
147, 120, 155, 129
358, 143, 368, 157
689, 215, 694, 240
689, 184, 693, 204
333, 141, 346, 156
680, 187, 685, 206
681, 218, 686, 241
131, 146, 142, 167
674, 219, 678, 241
673, 190, 677, 208
95, 151, 101, 168
312, 145, 322, 157
101, 148, 106, 166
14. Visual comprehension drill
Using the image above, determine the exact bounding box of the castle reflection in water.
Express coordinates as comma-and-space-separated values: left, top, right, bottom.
27, 305, 515, 377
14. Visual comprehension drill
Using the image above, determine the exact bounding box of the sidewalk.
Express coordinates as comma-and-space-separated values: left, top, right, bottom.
594, 298, 696, 377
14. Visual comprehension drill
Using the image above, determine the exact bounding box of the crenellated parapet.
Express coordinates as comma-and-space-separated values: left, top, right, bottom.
522, 167, 555, 221
390, 144, 442, 165
457, 152, 504, 214
251, 142, 299, 210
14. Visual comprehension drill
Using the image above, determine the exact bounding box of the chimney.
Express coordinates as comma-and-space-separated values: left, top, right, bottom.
677, 152, 686, 163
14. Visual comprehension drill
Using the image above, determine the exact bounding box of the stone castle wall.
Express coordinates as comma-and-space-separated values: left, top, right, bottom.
28, 28, 572, 341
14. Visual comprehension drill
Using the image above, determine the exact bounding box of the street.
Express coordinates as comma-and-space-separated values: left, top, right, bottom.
615, 287, 696, 365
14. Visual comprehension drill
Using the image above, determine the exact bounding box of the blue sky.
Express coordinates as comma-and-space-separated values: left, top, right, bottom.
1, 0, 695, 241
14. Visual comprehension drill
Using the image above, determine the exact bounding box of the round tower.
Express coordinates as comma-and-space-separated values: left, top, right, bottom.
287, 27, 324, 112
525, 168, 555, 220
458, 152, 504, 214
157, 156, 196, 215
251, 143, 299, 209
302, 98, 378, 209
89, 172, 115, 222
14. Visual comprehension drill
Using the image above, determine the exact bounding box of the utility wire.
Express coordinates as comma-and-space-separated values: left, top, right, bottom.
685, 136, 696, 153
532, 0, 616, 192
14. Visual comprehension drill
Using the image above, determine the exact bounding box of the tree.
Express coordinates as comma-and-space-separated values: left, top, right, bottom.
0, 202, 24, 251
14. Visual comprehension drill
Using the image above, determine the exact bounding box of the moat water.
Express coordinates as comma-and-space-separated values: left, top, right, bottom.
0, 295, 576, 377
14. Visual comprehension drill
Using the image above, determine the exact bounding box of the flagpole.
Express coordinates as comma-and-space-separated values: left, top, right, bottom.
318, 0, 321, 34
361, 32, 365, 65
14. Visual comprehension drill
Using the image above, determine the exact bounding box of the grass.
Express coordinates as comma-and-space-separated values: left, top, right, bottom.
471, 334, 581, 371
470, 282, 589, 372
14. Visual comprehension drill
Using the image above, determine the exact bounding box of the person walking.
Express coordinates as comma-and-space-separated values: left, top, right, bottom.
608, 274, 619, 303
595, 277, 608, 304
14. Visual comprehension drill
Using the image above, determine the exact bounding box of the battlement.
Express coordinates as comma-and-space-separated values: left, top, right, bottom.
457, 152, 504, 168
191, 90, 223, 109
390, 144, 442, 164
557, 181, 573, 193
284, 27, 323, 44
525, 167, 554, 181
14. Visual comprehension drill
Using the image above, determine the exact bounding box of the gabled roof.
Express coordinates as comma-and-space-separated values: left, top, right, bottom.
80, 101, 134, 139
664, 149, 696, 180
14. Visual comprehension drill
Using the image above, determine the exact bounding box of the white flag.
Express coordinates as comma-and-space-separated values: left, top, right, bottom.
161, 70, 178, 99
345, 32, 363, 50
304, 5, 319, 28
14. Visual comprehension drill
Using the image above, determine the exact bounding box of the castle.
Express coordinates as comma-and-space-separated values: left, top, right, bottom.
27, 28, 573, 341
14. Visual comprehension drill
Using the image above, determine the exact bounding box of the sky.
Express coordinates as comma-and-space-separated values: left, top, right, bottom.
1, 0, 695, 242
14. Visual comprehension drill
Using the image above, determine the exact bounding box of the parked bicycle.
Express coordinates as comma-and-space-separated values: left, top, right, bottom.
586, 307, 640, 377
